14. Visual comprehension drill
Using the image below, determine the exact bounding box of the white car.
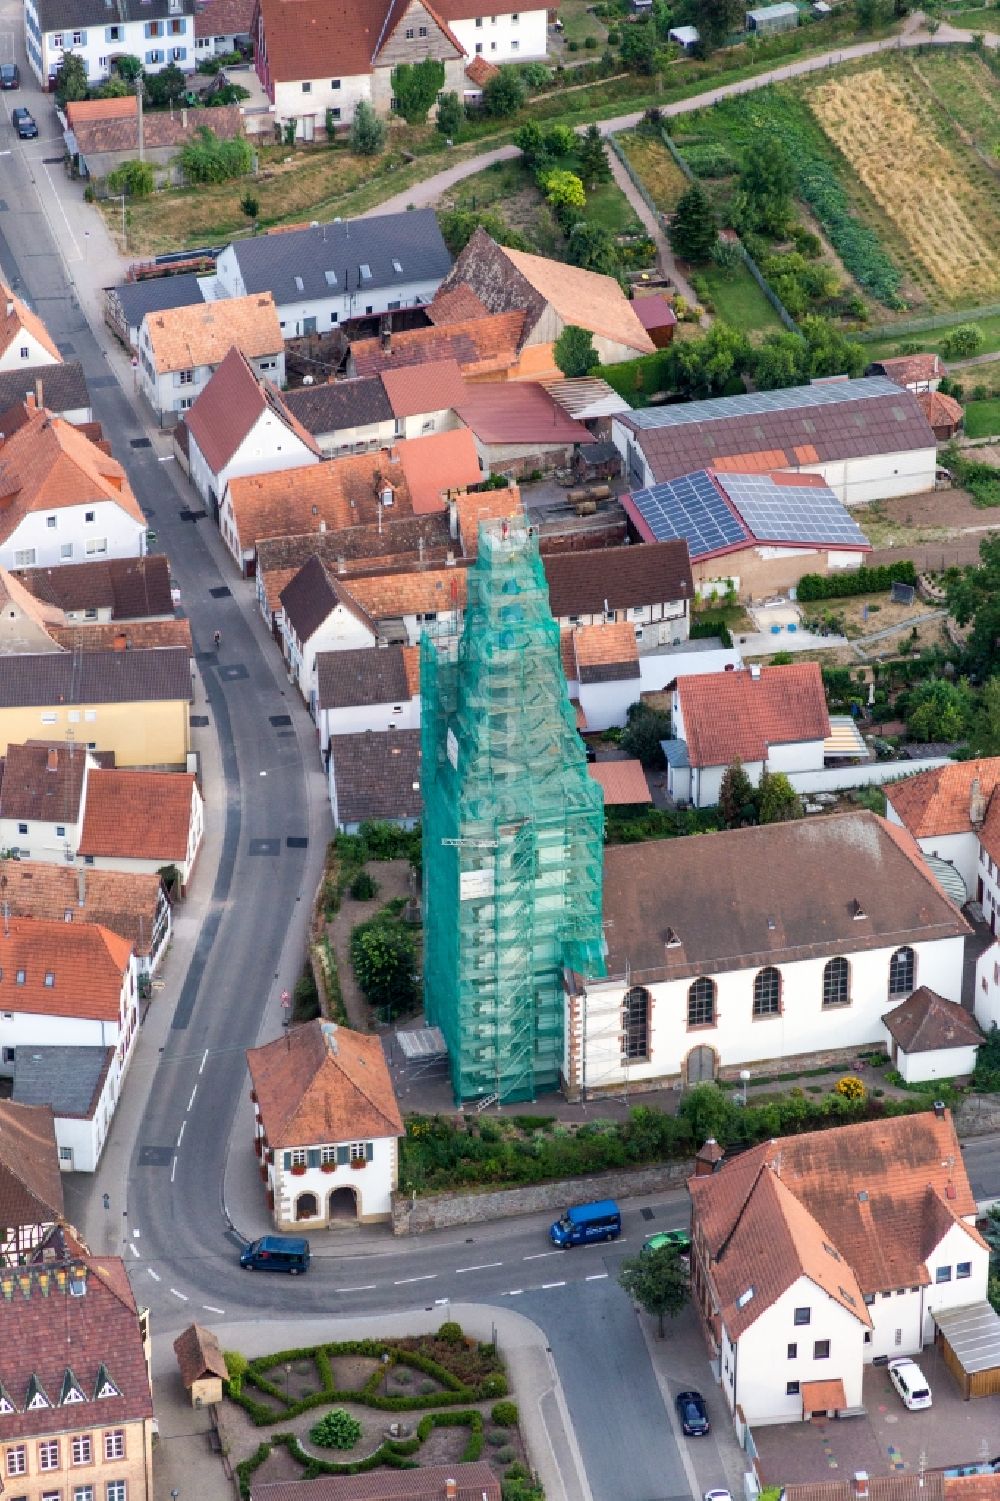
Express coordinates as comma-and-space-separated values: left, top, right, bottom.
887, 1357, 932, 1410
705, 1491, 733, 1501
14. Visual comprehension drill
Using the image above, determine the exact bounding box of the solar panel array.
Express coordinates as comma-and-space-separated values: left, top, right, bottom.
626, 377, 901, 431
628, 471, 748, 558
718, 473, 869, 548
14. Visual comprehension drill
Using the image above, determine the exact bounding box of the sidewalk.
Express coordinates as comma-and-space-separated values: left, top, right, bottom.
151, 1304, 590, 1501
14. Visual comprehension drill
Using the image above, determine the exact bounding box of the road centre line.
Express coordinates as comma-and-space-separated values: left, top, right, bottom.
187, 1086, 197, 1111
541, 1281, 566, 1290
169, 1288, 189, 1300
147, 1269, 161, 1282
203, 1305, 225, 1314
586, 1273, 609, 1281
523, 1251, 562, 1260
170, 1158, 177, 1183
336, 1284, 377, 1292
394, 1274, 436, 1285
504, 1289, 523, 1296
199, 1049, 208, 1075
455, 1262, 502, 1273
176, 1121, 186, 1147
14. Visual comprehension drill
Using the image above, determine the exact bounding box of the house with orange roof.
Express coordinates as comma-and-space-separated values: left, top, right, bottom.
246, 1018, 404, 1227
686, 1108, 988, 1425
185, 346, 321, 513
0, 282, 61, 371
565, 810, 969, 1099
0, 404, 148, 571
78, 769, 204, 891
567, 621, 640, 733
138, 292, 283, 426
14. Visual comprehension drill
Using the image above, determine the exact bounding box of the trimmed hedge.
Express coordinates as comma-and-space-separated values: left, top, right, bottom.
796, 561, 917, 602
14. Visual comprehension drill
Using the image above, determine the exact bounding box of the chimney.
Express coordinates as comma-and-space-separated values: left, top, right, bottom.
854, 1475, 869, 1501
5, 299, 13, 317
448, 497, 458, 541
77, 867, 86, 908
34, 377, 43, 411
695, 1137, 724, 1176
970, 776, 986, 828
445, 1482, 457, 1501
934, 1100, 946, 1119
25, 390, 35, 413
749, 664, 761, 680
337, 555, 346, 575
46, 748, 58, 773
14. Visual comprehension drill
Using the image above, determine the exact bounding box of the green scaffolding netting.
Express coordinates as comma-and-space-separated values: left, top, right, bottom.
421, 519, 606, 1104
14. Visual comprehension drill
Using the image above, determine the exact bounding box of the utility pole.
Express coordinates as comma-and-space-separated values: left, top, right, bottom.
137, 74, 144, 162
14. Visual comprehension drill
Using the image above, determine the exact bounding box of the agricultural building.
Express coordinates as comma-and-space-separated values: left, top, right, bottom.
746, 2, 798, 32
612, 377, 937, 507
421, 519, 605, 1104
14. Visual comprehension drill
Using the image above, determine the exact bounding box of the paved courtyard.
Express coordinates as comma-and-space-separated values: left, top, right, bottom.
754, 1359, 1000, 1485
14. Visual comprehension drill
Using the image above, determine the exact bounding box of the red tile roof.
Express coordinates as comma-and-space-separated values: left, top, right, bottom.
453, 485, 523, 556
676, 663, 830, 768
227, 450, 413, 553
0, 282, 60, 365
350, 311, 525, 379
380, 358, 466, 419
918, 389, 964, 431
883, 986, 983, 1054
396, 428, 482, 514
454, 380, 590, 446
588, 759, 651, 805
247, 1019, 403, 1146
186, 345, 321, 474
256, 0, 460, 85
194, 0, 254, 37
173, 1323, 228, 1387
252, 1463, 501, 1501
464, 55, 500, 86
0, 741, 89, 823
0, 1099, 64, 1235
0, 409, 145, 541
886, 758, 1000, 838
79, 770, 198, 862
426, 285, 488, 324
871, 353, 942, 388
0, 861, 165, 960
0, 917, 131, 1021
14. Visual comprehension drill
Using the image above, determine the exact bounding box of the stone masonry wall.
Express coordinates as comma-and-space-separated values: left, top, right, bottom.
391, 1158, 694, 1235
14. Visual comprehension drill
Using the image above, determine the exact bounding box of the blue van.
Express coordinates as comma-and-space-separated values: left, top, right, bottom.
549, 1199, 622, 1248
239, 1235, 310, 1274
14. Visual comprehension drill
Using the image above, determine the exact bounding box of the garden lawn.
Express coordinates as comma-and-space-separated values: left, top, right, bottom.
556, 0, 608, 46
859, 314, 1000, 361
964, 399, 1000, 439
694, 261, 785, 334
943, 6, 1000, 25
616, 128, 690, 213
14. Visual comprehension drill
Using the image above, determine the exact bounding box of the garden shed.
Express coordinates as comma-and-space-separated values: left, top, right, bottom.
932, 1303, 1000, 1399
746, 2, 799, 32
668, 24, 700, 46
173, 1323, 228, 1407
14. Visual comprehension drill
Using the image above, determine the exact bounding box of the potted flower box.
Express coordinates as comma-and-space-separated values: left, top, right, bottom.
321, 1161, 337, 1173
290, 1164, 307, 1177
350, 1158, 366, 1170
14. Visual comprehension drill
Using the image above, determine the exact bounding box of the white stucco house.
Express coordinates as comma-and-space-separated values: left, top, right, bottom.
563, 810, 969, 1097
543, 539, 694, 638
279, 556, 378, 710
12, 1043, 119, 1173
688, 1108, 989, 1427
246, 1019, 404, 1227
885, 758, 1000, 911
24, 0, 197, 86
184, 345, 321, 514
0, 742, 93, 862
0, 286, 62, 371
0, 916, 139, 1172
138, 294, 284, 426
315, 643, 421, 749
881, 986, 982, 1084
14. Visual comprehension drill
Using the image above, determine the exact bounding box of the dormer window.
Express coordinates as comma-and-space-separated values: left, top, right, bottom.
359, 263, 372, 281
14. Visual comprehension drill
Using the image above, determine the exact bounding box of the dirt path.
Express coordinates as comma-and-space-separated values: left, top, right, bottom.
324, 859, 415, 1032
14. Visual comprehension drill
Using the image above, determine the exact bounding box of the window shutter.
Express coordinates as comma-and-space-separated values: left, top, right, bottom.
336, 1145, 349, 1166
282, 1151, 291, 1170
365, 1141, 374, 1162
307, 1148, 320, 1168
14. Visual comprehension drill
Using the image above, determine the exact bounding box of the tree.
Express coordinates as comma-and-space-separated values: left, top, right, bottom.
800, 315, 865, 379
691, 0, 745, 50
97, 76, 130, 98
619, 21, 658, 73
482, 67, 526, 118
514, 119, 546, 166
904, 678, 971, 742
578, 123, 611, 188
179, 127, 252, 183
349, 100, 387, 156
114, 53, 143, 83
540, 167, 586, 218
733, 138, 795, 237
757, 769, 803, 824
752, 331, 808, 391
553, 324, 596, 378
106, 159, 154, 198
621, 703, 671, 766
670, 321, 751, 399
544, 123, 576, 157
719, 758, 757, 829
947, 536, 1000, 679
54, 51, 88, 106
143, 62, 187, 108
669, 183, 717, 264
350, 917, 417, 1016
436, 208, 529, 256
970, 677, 1000, 757
855, 0, 892, 24
240, 192, 259, 221
618, 1242, 690, 1336
567, 221, 621, 276
436, 90, 463, 138
942, 323, 984, 359
390, 58, 445, 124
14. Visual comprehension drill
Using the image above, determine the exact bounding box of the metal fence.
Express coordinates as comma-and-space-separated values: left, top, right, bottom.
607, 131, 667, 229
855, 302, 1000, 344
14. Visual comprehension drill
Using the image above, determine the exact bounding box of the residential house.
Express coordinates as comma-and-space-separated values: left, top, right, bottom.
919, 390, 964, 442
865, 353, 943, 393
0, 362, 90, 426
0, 568, 67, 655
614, 378, 938, 506
567, 622, 640, 733
563, 810, 970, 1096
13, 1045, 120, 1173
64, 97, 244, 181
0, 917, 139, 1167
16, 554, 175, 625
881, 986, 982, 1084
543, 539, 694, 638
348, 307, 527, 382
78, 770, 204, 890
251, 1465, 502, 1501
185, 345, 321, 514
328, 728, 422, 831
45, 617, 193, 656
453, 380, 589, 478
194, 0, 253, 55
431, 0, 547, 63
0, 284, 61, 372
0, 1098, 64, 1260
396, 428, 482, 513
621, 468, 871, 599
667, 662, 831, 808
0, 1249, 154, 1500
686, 1109, 988, 1426
246, 1018, 404, 1226
436, 229, 656, 375
281, 377, 398, 456
0, 741, 93, 862
209, 210, 452, 333
0, 861, 171, 976
378, 358, 466, 441
787, 1474, 1000, 1501
105, 272, 208, 354
24, 0, 197, 85
138, 292, 284, 425
315, 644, 421, 747
884, 758, 1000, 900
0, 404, 148, 571
0, 648, 193, 767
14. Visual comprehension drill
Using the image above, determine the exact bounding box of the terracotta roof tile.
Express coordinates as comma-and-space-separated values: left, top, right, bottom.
543, 540, 692, 618
259, 564, 301, 618
252, 1462, 501, 1501
559, 627, 576, 683
79, 769, 197, 862
227, 450, 413, 553
16, 556, 173, 619
380, 358, 466, 419
800, 1378, 847, 1413
396, 428, 482, 514
173, 1323, 228, 1387
0, 741, 89, 822
588, 759, 651, 805
465, 54, 500, 85
573, 621, 639, 682
886, 758, 1000, 839
453, 485, 523, 556
871, 353, 943, 388
247, 1018, 403, 1145
690, 1108, 977, 1298
341, 565, 467, 620
47, 618, 193, 653
454, 380, 590, 445
676, 663, 830, 768
0, 917, 131, 1021
0, 409, 145, 541
255, 516, 453, 584
194, 0, 254, 36
72, 104, 243, 156
918, 389, 964, 430
144, 293, 281, 375
0, 1098, 64, 1235
426, 284, 488, 324
883, 986, 983, 1054
255, 0, 451, 85
0, 282, 61, 365
329, 728, 422, 825
0, 861, 165, 959
350, 311, 525, 379
401, 644, 421, 697
186, 345, 320, 474
786, 1476, 946, 1501
66, 96, 138, 126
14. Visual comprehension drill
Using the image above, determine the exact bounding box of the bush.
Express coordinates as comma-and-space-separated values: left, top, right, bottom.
584, 34, 598, 47
225, 1350, 249, 1398
350, 100, 386, 155
480, 1373, 508, 1398
835, 1075, 866, 1102
491, 1400, 519, 1426
621, 703, 671, 767
106, 159, 154, 198
179, 127, 253, 184
350, 913, 418, 1017
796, 561, 916, 601
349, 870, 379, 901
292, 963, 320, 1023
942, 323, 984, 359
680, 140, 738, 177
310, 1409, 363, 1450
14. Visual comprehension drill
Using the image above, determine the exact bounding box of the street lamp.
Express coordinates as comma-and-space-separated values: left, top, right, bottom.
284, 1363, 292, 1405
381, 1351, 391, 1396
740, 1069, 751, 1106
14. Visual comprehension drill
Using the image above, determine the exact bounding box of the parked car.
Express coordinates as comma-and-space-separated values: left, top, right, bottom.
0, 64, 19, 89
705, 1491, 733, 1501
642, 1228, 691, 1257
676, 1390, 710, 1436
239, 1235, 310, 1274
549, 1199, 621, 1248
11, 107, 37, 139
888, 1357, 932, 1410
